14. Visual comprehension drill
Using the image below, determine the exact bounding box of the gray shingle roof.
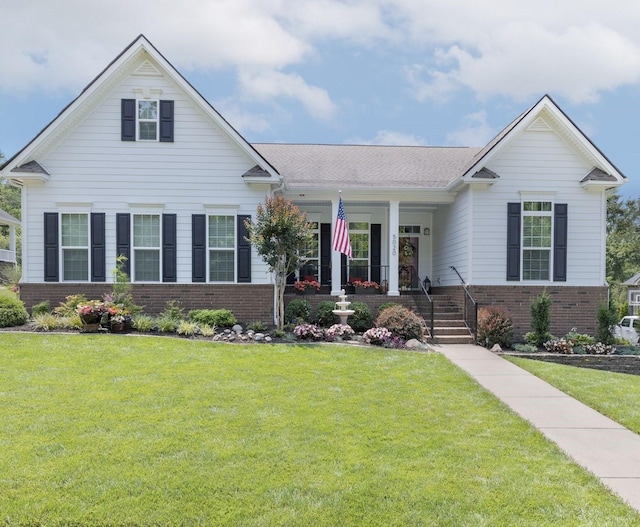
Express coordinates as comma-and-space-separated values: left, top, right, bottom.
252, 144, 482, 190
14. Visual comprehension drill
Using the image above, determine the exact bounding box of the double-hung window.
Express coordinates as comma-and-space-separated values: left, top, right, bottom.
209, 215, 235, 282
349, 222, 370, 280
133, 214, 160, 281
300, 221, 319, 279
61, 213, 89, 281
137, 100, 159, 141
522, 201, 552, 280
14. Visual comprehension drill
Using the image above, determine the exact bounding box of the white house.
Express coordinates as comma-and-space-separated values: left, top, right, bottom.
0, 35, 626, 338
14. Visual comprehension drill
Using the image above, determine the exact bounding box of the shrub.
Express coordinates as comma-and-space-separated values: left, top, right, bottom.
583, 342, 615, 355
32, 313, 60, 331
189, 309, 237, 328
543, 338, 573, 354
513, 343, 538, 353
31, 301, 51, 317
476, 306, 513, 349
596, 303, 618, 346
377, 302, 400, 315
157, 316, 178, 333
315, 301, 337, 328
54, 294, 89, 317
529, 291, 552, 347
325, 324, 355, 341
293, 323, 324, 340
348, 301, 373, 332
199, 324, 216, 337
132, 314, 155, 332
177, 320, 199, 337
246, 320, 267, 332
374, 305, 423, 341
160, 300, 185, 321
0, 296, 29, 327
362, 326, 394, 346
564, 328, 595, 347
285, 299, 311, 325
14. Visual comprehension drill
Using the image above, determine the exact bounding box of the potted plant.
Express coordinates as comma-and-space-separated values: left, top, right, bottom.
294, 279, 321, 295
77, 300, 108, 332
107, 305, 129, 333
352, 280, 380, 294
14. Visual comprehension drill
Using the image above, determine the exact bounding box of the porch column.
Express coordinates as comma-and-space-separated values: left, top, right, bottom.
330, 198, 343, 295
9, 226, 16, 263
388, 200, 400, 296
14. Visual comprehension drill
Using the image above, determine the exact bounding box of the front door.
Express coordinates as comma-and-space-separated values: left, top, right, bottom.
399, 236, 418, 290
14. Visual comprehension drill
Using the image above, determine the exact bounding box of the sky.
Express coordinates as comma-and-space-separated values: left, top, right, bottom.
1, 0, 640, 197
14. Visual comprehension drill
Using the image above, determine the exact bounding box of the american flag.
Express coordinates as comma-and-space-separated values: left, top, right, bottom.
332, 196, 352, 258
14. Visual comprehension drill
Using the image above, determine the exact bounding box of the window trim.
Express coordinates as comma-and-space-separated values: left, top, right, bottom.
207, 214, 237, 283
60, 212, 90, 282
521, 200, 553, 282
132, 213, 162, 283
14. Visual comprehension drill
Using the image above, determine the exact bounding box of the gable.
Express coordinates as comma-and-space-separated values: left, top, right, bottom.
1, 35, 280, 188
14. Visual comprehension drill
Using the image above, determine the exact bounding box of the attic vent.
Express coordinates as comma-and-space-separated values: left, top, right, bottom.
134, 60, 161, 76
527, 117, 552, 132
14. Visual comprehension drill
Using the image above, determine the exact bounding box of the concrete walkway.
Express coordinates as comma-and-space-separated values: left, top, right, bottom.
436, 343, 640, 514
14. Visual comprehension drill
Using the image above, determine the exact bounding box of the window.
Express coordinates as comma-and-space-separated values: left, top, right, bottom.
138, 100, 158, 141
61, 213, 89, 281
299, 221, 319, 280
133, 214, 160, 281
349, 222, 369, 280
522, 201, 552, 280
209, 215, 235, 282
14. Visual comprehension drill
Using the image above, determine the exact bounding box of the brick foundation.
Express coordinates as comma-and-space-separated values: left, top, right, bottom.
19, 283, 275, 324
432, 285, 608, 340
284, 292, 418, 318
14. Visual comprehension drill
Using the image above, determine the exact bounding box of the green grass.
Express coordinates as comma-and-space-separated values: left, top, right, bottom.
1, 334, 639, 526
508, 356, 640, 435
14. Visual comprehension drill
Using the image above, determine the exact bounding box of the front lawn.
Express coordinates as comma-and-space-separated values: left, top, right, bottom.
508, 356, 640, 435
1, 334, 639, 526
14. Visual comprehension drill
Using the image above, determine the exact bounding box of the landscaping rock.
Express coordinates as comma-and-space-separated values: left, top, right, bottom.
491, 344, 502, 352
405, 339, 428, 351
254, 333, 265, 341
232, 324, 244, 334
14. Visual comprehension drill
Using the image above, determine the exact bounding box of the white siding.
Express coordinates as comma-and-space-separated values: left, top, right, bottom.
432, 187, 470, 286
470, 128, 606, 286
23, 55, 272, 284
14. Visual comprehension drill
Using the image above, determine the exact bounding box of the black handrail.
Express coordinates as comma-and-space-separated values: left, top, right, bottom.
417, 275, 434, 341
449, 266, 478, 338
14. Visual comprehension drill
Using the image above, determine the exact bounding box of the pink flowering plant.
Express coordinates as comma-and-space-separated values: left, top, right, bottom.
353, 280, 379, 289
293, 323, 325, 340
77, 300, 108, 324
325, 324, 355, 341
294, 279, 321, 292
362, 327, 394, 345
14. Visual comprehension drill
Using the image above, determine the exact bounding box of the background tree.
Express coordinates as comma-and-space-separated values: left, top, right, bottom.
606, 192, 640, 307
0, 150, 22, 268
245, 195, 313, 330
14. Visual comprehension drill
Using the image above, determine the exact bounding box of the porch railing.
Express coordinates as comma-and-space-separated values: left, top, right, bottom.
449, 266, 478, 338
0, 249, 16, 263
415, 275, 434, 340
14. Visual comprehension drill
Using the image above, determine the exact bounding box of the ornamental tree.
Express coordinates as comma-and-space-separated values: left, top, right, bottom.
245, 195, 314, 330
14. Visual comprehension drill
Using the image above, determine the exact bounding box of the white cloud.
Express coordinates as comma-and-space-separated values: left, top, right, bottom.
445, 111, 496, 147
348, 130, 427, 146
238, 69, 336, 121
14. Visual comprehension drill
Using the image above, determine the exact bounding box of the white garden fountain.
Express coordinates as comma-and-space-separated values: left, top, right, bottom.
332, 289, 355, 325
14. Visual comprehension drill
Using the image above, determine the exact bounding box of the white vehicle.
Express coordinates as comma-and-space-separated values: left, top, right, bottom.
614, 316, 640, 345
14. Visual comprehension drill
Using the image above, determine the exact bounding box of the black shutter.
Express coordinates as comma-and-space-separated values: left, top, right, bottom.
320, 223, 331, 285
159, 100, 174, 142
91, 213, 106, 282
162, 214, 177, 282
192, 214, 206, 282
44, 213, 59, 282
121, 99, 136, 141
506, 203, 521, 281
371, 223, 381, 284
116, 213, 131, 276
237, 215, 251, 283
553, 204, 568, 282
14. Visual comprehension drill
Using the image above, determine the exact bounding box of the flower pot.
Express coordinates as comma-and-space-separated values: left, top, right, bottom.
110, 321, 125, 333
82, 322, 101, 333
355, 288, 377, 295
